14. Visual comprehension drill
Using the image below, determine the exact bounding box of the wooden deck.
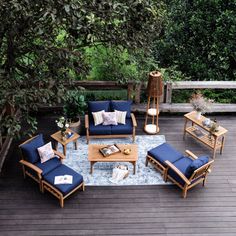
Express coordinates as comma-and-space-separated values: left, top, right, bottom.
1, 113, 236, 235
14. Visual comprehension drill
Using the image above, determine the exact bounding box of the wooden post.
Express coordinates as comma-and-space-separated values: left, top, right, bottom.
166, 81, 172, 104
127, 81, 134, 100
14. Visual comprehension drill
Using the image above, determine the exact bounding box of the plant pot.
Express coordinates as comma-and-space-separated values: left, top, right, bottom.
196, 111, 202, 120
69, 118, 81, 134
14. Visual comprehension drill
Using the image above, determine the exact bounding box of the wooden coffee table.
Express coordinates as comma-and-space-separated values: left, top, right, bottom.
51, 128, 80, 156
88, 144, 138, 175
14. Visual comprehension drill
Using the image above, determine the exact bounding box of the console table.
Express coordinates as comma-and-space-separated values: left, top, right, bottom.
183, 111, 228, 159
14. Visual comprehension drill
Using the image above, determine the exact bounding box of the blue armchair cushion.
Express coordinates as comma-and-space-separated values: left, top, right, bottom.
88, 101, 110, 115
35, 157, 61, 176
147, 142, 183, 167
43, 164, 83, 196
185, 156, 209, 178
110, 100, 132, 118
20, 134, 44, 163
168, 157, 193, 186
89, 120, 112, 135
111, 118, 133, 134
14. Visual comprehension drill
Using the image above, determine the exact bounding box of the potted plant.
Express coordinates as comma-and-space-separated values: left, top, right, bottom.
63, 90, 87, 134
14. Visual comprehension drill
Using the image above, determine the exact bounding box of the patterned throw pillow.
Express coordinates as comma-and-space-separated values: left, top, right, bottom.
115, 110, 127, 124
92, 110, 105, 126
37, 142, 55, 163
102, 112, 118, 125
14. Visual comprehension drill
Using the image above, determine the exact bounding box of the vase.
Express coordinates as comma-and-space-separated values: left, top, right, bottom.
61, 131, 67, 141
196, 111, 202, 120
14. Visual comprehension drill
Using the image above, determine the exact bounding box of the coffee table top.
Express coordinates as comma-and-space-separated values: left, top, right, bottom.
51, 128, 80, 145
88, 144, 138, 162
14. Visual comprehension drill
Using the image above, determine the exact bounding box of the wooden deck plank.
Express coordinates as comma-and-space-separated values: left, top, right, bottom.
0, 113, 236, 235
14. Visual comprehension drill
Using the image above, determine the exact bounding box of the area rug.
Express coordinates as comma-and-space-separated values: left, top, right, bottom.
59, 135, 168, 186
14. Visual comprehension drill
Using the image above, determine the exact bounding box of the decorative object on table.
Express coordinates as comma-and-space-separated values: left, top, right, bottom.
144, 71, 163, 134
208, 119, 220, 140
110, 165, 129, 184
189, 91, 214, 120
123, 148, 131, 155
99, 144, 121, 157
202, 118, 211, 127
55, 116, 70, 141
63, 90, 86, 134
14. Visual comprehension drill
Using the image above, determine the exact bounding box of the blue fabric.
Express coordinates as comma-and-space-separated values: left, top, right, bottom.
110, 100, 132, 118
168, 157, 193, 186
111, 118, 133, 134
35, 157, 61, 176
89, 120, 111, 135
147, 142, 183, 167
20, 134, 44, 163
185, 156, 209, 178
88, 101, 110, 115
43, 164, 83, 196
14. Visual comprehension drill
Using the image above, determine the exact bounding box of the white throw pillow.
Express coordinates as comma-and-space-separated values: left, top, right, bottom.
115, 110, 127, 124
92, 110, 105, 126
37, 142, 55, 163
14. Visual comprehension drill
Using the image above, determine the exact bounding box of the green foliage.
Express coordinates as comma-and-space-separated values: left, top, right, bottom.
155, 0, 236, 81
84, 90, 127, 101
63, 91, 87, 122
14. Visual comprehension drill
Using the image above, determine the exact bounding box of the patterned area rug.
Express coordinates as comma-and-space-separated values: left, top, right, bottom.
59, 135, 168, 186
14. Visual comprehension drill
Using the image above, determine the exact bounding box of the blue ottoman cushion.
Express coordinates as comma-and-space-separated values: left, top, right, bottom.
147, 142, 183, 166
35, 157, 61, 176
110, 100, 132, 118
168, 157, 193, 186
20, 134, 44, 163
111, 118, 133, 134
185, 156, 209, 178
43, 164, 83, 196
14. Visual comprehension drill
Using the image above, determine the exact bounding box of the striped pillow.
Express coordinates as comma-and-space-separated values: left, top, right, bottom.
115, 110, 127, 124
92, 110, 105, 126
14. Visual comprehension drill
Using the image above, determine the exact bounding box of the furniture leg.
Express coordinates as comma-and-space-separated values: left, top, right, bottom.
183, 118, 188, 140
74, 140, 78, 150
145, 157, 148, 167
62, 145, 66, 156
90, 161, 95, 174
220, 135, 226, 154
213, 136, 218, 159
131, 161, 136, 174
54, 141, 58, 151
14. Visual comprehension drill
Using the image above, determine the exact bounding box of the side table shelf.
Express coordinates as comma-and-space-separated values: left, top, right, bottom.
183, 111, 228, 159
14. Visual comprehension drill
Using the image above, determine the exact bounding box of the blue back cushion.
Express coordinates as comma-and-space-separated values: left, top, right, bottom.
88, 101, 110, 115
186, 156, 209, 178
20, 134, 44, 163
110, 100, 132, 118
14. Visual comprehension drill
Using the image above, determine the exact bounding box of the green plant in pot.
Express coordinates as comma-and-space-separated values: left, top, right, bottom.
63, 91, 87, 134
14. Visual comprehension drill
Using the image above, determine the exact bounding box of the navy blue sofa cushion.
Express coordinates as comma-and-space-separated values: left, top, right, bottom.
111, 118, 133, 134
147, 142, 183, 166
35, 157, 61, 176
88, 101, 110, 115
110, 100, 132, 118
43, 164, 83, 196
20, 134, 44, 163
89, 120, 112, 135
168, 157, 193, 186
185, 156, 209, 178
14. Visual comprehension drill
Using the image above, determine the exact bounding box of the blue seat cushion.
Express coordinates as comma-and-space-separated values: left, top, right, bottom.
35, 157, 61, 176
147, 142, 183, 167
110, 100, 132, 118
43, 164, 83, 196
89, 120, 111, 135
20, 134, 44, 163
185, 156, 209, 178
88, 101, 110, 115
168, 157, 193, 186
111, 118, 133, 134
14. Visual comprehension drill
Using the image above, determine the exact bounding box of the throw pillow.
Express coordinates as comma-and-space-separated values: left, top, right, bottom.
92, 110, 105, 126
115, 110, 127, 124
102, 112, 118, 125
186, 156, 209, 178
37, 142, 55, 163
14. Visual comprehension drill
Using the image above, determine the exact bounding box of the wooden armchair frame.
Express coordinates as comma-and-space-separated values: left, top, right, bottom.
85, 113, 137, 144
164, 150, 214, 198
19, 135, 65, 191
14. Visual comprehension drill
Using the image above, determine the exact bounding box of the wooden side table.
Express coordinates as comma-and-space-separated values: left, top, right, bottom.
51, 128, 80, 156
183, 111, 228, 159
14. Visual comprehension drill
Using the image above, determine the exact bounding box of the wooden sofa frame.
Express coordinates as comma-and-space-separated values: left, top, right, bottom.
85, 113, 137, 144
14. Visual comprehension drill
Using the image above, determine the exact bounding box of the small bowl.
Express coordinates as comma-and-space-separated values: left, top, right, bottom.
123, 148, 131, 155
